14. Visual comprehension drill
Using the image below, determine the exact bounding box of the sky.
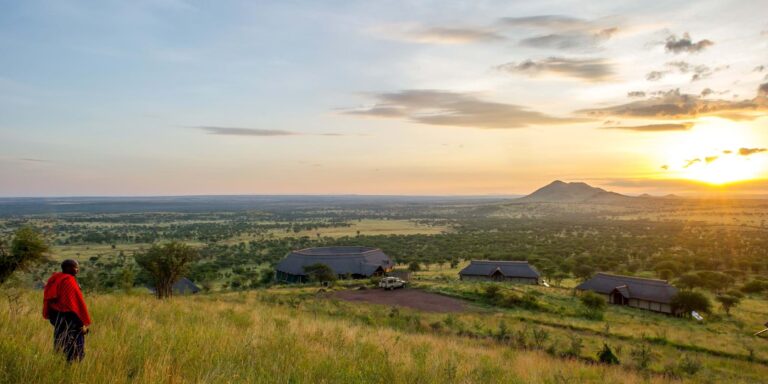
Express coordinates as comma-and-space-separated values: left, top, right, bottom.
1, 0, 767, 197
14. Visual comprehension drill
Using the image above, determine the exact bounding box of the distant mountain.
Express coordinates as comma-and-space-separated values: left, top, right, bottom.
517, 180, 631, 204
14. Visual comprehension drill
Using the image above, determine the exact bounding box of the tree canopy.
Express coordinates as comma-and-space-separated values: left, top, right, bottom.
135, 241, 198, 299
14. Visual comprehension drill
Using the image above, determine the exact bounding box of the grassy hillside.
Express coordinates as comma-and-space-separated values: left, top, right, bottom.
1, 290, 671, 384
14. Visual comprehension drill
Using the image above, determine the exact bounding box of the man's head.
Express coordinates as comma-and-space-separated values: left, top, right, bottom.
61, 259, 80, 276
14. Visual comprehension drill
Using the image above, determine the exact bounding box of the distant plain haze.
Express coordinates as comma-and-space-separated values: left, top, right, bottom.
1, 1, 767, 197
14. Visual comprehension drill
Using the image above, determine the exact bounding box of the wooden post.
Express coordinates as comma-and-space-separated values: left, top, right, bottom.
755, 328, 768, 337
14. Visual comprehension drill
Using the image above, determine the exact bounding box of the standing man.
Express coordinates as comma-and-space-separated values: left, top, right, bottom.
43, 259, 91, 362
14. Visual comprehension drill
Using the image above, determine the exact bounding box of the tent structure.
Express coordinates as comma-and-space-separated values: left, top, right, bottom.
275, 246, 393, 283
458, 260, 540, 284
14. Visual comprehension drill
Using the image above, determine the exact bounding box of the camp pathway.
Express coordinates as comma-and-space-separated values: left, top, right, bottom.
331, 288, 467, 313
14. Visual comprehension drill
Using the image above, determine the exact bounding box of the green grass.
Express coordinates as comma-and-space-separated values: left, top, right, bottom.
2, 290, 674, 384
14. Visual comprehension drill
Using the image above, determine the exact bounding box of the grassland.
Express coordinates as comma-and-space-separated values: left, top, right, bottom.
1, 290, 669, 384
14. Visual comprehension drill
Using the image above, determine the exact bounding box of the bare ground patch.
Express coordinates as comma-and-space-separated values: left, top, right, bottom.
331, 288, 468, 313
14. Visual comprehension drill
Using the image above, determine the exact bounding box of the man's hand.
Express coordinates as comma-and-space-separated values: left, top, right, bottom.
81, 326, 90, 335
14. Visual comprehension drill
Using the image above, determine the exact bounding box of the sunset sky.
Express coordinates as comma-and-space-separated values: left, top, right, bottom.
1, 0, 767, 197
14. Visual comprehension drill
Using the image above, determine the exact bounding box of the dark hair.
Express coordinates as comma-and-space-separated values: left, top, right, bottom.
61, 259, 79, 271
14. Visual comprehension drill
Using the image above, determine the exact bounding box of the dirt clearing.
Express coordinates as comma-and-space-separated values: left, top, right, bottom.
331, 288, 468, 313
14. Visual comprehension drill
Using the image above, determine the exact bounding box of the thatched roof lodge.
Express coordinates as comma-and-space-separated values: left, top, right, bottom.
459, 260, 540, 284
576, 273, 680, 315
275, 246, 393, 283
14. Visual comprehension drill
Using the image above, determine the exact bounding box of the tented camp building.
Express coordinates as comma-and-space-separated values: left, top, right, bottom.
275, 246, 394, 283
575, 273, 680, 315
458, 260, 540, 284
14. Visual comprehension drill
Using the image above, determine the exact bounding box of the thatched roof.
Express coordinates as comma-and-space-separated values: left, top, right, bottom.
459, 260, 540, 279
276, 246, 393, 277
576, 273, 678, 304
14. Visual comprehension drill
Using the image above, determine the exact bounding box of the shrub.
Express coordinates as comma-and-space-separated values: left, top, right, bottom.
741, 279, 768, 294
483, 285, 502, 302
303, 263, 337, 283
580, 291, 606, 320
597, 343, 620, 365
0, 226, 50, 285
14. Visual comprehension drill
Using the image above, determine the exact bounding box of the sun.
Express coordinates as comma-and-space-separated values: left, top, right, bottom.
658, 119, 767, 185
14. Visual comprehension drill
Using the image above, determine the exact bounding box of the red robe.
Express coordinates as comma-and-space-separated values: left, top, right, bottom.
43, 272, 91, 326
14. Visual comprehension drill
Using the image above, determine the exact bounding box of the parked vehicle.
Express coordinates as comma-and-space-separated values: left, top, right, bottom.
379, 276, 407, 290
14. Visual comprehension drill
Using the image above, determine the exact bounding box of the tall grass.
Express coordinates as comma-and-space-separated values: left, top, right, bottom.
1, 290, 668, 384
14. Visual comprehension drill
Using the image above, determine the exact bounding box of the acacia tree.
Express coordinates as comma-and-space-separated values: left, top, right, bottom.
135, 242, 198, 299
0, 226, 50, 285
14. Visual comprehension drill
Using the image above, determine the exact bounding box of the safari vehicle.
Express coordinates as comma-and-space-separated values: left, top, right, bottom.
379, 276, 407, 290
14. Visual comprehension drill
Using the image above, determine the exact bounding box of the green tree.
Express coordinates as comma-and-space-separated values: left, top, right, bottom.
671, 291, 711, 315
0, 226, 50, 285
408, 261, 421, 273
303, 263, 336, 283
135, 242, 198, 299
715, 294, 741, 315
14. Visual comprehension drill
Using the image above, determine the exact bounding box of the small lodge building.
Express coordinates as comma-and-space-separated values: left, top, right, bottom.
275, 246, 394, 283
148, 277, 201, 295
576, 273, 680, 315
458, 260, 540, 284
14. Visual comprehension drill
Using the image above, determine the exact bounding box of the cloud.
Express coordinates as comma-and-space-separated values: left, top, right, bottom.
646, 71, 665, 81
496, 57, 613, 81
601, 122, 694, 132
645, 62, 728, 83
196, 126, 344, 137
661, 165, 669, 170
498, 15, 593, 30
704, 155, 718, 163
683, 158, 701, 168
700, 88, 714, 97
627, 91, 646, 98
198, 126, 299, 136
343, 90, 586, 129
501, 15, 619, 51
738, 147, 767, 156
754, 65, 765, 72
579, 83, 768, 121
405, 27, 505, 44
664, 33, 714, 54
723, 150, 733, 154
519, 29, 616, 50
598, 177, 768, 193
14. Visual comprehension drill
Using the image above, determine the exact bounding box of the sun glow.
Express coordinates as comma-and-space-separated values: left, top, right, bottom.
658, 119, 767, 185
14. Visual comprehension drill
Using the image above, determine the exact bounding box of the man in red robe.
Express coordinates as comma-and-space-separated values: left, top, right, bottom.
43, 259, 91, 362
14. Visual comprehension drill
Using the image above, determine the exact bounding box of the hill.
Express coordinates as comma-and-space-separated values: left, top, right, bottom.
517, 180, 631, 204
0, 290, 663, 384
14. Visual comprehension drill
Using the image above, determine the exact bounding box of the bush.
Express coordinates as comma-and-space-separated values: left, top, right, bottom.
597, 343, 620, 365
741, 279, 768, 294
483, 285, 502, 302
303, 263, 337, 283
580, 291, 606, 320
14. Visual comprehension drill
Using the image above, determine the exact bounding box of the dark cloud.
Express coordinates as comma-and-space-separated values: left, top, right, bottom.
759, 83, 768, 97
646, 71, 665, 81
664, 33, 714, 54
579, 84, 768, 121
627, 91, 646, 98
496, 57, 613, 81
705, 156, 718, 163
754, 65, 765, 72
738, 147, 767, 156
196, 126, 343, 137
408, 27, 505, 44
601, 122, 693, 132
700, 88, 714, 97
344, 90, 586, 129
